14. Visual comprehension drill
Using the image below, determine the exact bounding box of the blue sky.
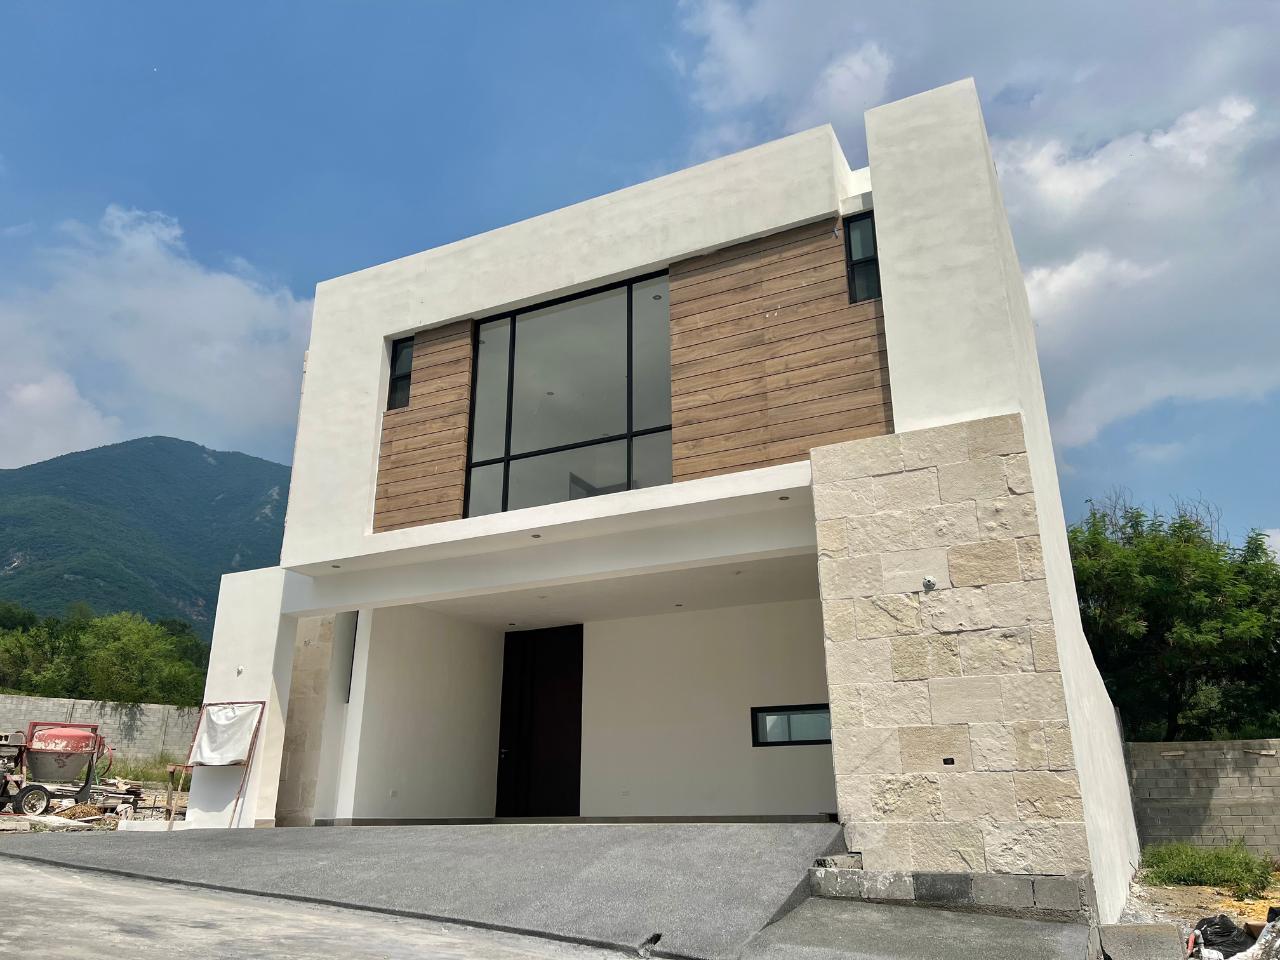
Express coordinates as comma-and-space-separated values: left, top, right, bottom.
1, 1, 1277, 546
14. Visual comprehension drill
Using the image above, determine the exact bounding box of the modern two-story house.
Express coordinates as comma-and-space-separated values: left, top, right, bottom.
188, 79, 1140, 923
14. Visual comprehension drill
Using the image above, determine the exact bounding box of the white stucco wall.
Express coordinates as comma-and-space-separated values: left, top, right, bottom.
282, 128, 861, 570
348, 605, 504, 820
187, 567, 297, 828
580, 600, 836, 817
309, 610, 357, 822
866, 78, 1139, 920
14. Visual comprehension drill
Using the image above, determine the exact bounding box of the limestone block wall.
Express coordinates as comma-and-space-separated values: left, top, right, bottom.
812, 414, 1090, 878
0, 693, 198, 758
275, 616, 337, 827
1128, 739, 1280, 857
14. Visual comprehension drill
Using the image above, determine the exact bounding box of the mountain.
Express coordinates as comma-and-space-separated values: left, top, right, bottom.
0, 437, 289, 639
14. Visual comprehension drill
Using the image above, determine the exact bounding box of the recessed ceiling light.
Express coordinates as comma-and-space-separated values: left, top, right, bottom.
508, 622, 517, 627
674, 603, 684, 608
331, 564, 341, 569
652, 294, 662, 301
734, 570, 743, 576
778, 495, 790, 501
531, 533, 542, 539
538, 595, 548, 600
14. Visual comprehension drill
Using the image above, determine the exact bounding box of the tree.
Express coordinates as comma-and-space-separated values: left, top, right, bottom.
1069, 498, 1280, 741
0, 603, 205, 706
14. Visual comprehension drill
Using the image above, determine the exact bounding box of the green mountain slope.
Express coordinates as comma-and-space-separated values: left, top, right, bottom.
0, 437, 289, 639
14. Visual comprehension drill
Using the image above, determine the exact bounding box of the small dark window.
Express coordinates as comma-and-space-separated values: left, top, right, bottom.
751, 704, 832, 747
843, 212, 881, 304
387, 337, 414, 410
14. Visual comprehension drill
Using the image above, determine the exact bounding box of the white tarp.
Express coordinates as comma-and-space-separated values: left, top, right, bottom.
189, 702, 262, 766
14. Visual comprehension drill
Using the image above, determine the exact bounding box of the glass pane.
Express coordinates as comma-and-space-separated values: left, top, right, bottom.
507, 440, 626, 511
758, 713, 789, 743
789, 710, 831, 742
390, 338, 414, 377
466, 463, 503, 517
846, 216, 876, 260
510, 288, 627, 454
632, 430, 672, 490
632, 275, 672, 431
471, 318, 510, 462
387, 376, 410, 410
853, 262, 881, 302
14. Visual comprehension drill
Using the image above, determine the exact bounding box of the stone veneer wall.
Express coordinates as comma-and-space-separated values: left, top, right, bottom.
1128, 739, 1280, 857
812, 413, 1090, 878
275, 616, 337, 827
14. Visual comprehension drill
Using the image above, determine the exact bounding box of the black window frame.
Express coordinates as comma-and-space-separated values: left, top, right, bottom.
842, 211, 881, 305
386, 336, 414, 411
463, 270, 673, 517
750, 703, 832, 747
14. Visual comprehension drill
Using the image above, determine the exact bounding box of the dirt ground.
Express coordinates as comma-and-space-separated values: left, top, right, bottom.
1122, 872, 1280, 935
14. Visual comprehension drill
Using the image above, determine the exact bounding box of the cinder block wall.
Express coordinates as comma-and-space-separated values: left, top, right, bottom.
0, 693, 198, 758
813, 414, 1090, 879
1127, 740, 1280, 857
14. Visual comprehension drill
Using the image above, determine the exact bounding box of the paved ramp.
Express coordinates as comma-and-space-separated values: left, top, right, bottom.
741, 897, 1093, 960
0, 822, 842, 959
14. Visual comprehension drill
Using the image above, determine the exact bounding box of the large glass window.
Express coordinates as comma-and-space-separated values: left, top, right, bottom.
465, 273, 672, 516
843, 212, 881, 304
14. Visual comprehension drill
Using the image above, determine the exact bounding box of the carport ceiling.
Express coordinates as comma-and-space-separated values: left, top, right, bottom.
420, 553, 819, 630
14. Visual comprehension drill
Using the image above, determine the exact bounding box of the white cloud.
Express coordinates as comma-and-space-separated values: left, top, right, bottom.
1126, 440, 1188, 464
0, 372, 122, 467
0, 205, 311, 468
678, 0, 893, 159
1264, 529, 1280, 558
673, 4, 1280, 456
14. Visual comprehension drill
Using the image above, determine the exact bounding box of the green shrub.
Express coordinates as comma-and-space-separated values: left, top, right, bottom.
1142, 841, 1275, 899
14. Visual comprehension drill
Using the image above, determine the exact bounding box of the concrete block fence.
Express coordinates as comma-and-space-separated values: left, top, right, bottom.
0, 693, 198, 758
1127, 739, 1280, 858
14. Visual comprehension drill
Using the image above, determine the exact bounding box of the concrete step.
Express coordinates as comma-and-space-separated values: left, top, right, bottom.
1098, 923, 1186, 960
740, 897, 1094, 959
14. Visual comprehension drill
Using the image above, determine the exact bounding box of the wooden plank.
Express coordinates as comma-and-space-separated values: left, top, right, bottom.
376, 464, 467, 499
378, 422, 471, 460
378, 428, 469, 470
670, 374, 767, 415
765, 349, 888, 394
670, 291, 844, 351
670, 227, 840, 292
669, 260, 847, 322
670, 220, 834, 277
376, 442, 469, 483
374, 483, 466, 514
382, 381, 471, 424
671, 406, 892, 460
411, 339, 471, 367
379, 396, 471, 440
668, 276, 849, 334
669, 244, 845, 308
672, 317, 882, 383
763, 333, 884, 376
413, 320, 472, 346
373, 497, 464, 531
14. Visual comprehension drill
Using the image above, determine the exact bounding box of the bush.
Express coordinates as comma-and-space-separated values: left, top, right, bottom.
1142, 841, 1275, 899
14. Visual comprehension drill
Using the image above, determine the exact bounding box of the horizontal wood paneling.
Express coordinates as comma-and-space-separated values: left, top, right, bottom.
372, 320, 473, 532
669, 219, 892, 481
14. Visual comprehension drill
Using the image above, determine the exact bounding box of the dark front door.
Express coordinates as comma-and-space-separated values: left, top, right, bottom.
495, 624, 583, 817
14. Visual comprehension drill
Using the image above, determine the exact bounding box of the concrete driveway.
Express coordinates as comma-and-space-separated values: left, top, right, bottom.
1, 859, 619, 960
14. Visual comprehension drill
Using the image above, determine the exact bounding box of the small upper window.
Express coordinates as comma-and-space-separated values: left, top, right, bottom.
387, 337, 414, 410
843, 212, 881, 304
751, 704, 832, 747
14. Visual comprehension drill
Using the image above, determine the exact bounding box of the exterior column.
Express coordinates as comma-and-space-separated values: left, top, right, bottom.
813, 417, 1091, 905
187, 567, 298, 828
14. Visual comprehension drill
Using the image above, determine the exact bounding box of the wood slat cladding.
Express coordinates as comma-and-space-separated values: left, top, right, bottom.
668, 219, 893, 481
372, 320, 473, 532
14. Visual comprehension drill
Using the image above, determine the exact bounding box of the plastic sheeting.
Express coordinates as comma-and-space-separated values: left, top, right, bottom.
189, 703, 262, 766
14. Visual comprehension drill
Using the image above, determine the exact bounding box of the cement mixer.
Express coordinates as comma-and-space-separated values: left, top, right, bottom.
0, 721, 139, 816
